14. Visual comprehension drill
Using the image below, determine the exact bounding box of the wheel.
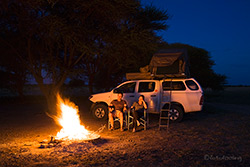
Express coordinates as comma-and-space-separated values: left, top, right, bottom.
169, 105, 184, 122
92, 104, 108, 120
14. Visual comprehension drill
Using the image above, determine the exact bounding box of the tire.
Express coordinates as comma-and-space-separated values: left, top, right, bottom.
169, 105, 184, 122
92, 104, 108, 120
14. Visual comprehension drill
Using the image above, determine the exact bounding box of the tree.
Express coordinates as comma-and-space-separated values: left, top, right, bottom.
0, 31, 28, 97
0, 0, 169, 116
163, 43, 227, 89
1, 0, 90, 115
0, 58, 28, 97
82, 5, 169, 92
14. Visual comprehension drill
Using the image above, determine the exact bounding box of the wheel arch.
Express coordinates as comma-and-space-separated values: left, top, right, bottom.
162, 101, 185, 113
91, 101, 108, 111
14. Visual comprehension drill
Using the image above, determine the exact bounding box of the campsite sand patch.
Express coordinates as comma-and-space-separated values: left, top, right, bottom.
0, 88, 250, 166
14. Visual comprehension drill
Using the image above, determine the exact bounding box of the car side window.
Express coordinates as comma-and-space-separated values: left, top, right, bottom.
138, 82, 155, 92
114, 82, 136, 93
162, 81, 186, 91
185, 80, 199, 90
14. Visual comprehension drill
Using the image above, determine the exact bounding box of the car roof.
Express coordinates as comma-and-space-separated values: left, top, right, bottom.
128, 78, 195, 82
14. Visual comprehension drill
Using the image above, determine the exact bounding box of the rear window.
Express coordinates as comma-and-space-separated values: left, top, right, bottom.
138, 82, 155, 92
185, 80, 199, 90
162, 81, 186, 91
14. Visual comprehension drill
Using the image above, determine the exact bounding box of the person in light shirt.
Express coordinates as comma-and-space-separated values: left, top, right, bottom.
108, 92, 127, 131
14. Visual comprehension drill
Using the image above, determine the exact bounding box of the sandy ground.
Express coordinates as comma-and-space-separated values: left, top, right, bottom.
0, 97, 250, 167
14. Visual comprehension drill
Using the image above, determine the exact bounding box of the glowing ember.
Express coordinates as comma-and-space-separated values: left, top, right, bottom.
55, 94, 100, 140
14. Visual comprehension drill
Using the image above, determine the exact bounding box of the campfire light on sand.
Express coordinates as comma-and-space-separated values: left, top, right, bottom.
55, 94, 100, 141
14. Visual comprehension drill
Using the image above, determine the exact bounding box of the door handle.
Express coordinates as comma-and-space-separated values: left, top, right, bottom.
151, 95, 156, 97
129, 95, 135, 97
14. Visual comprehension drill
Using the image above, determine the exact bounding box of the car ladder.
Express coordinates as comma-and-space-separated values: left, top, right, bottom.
159, 78, 173, 132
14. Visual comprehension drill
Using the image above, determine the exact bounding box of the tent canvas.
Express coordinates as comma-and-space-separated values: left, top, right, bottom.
126, 48, 190, 80
149, 49, 190, 77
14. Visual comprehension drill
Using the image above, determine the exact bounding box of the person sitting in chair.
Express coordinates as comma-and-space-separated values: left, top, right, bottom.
131, 95, 147, 132
108, 92, 127, 131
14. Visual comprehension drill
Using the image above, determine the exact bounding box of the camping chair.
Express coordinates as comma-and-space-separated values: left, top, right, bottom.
127, 108, 148, 131
108, 110, 128, 130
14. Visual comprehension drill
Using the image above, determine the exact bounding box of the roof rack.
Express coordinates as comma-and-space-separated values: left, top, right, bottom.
126, 72, 187, 80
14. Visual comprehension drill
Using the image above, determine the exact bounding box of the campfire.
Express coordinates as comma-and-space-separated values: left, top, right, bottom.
39, 94, 101, 148
54, 94, 100, 141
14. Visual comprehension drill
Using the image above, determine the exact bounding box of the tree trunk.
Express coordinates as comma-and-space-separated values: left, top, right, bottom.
35, 79, 60, 119
45, 89, 59, 119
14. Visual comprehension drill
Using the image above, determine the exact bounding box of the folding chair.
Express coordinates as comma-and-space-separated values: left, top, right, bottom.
127, 108, 148, 131
108, 111, 128, 130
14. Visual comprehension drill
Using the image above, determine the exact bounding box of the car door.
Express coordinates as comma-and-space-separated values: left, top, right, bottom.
138, 81, 158, 113
112, 81, 137, 107
184, 79, 203, 111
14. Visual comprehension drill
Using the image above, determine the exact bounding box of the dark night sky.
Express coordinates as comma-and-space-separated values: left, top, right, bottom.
141, 0, 250, 85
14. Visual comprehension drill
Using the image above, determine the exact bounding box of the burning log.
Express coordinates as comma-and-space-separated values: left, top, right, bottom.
39, 136, 61, 148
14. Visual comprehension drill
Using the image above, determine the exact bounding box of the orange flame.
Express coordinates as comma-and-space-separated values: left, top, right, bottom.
55, 94, 99, 140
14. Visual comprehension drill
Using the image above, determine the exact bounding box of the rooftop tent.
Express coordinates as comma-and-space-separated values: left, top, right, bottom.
149, 48, 190, 78
126, 48, 190, 80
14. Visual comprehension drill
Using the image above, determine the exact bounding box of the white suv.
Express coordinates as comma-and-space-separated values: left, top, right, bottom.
89, 78, 203, 122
